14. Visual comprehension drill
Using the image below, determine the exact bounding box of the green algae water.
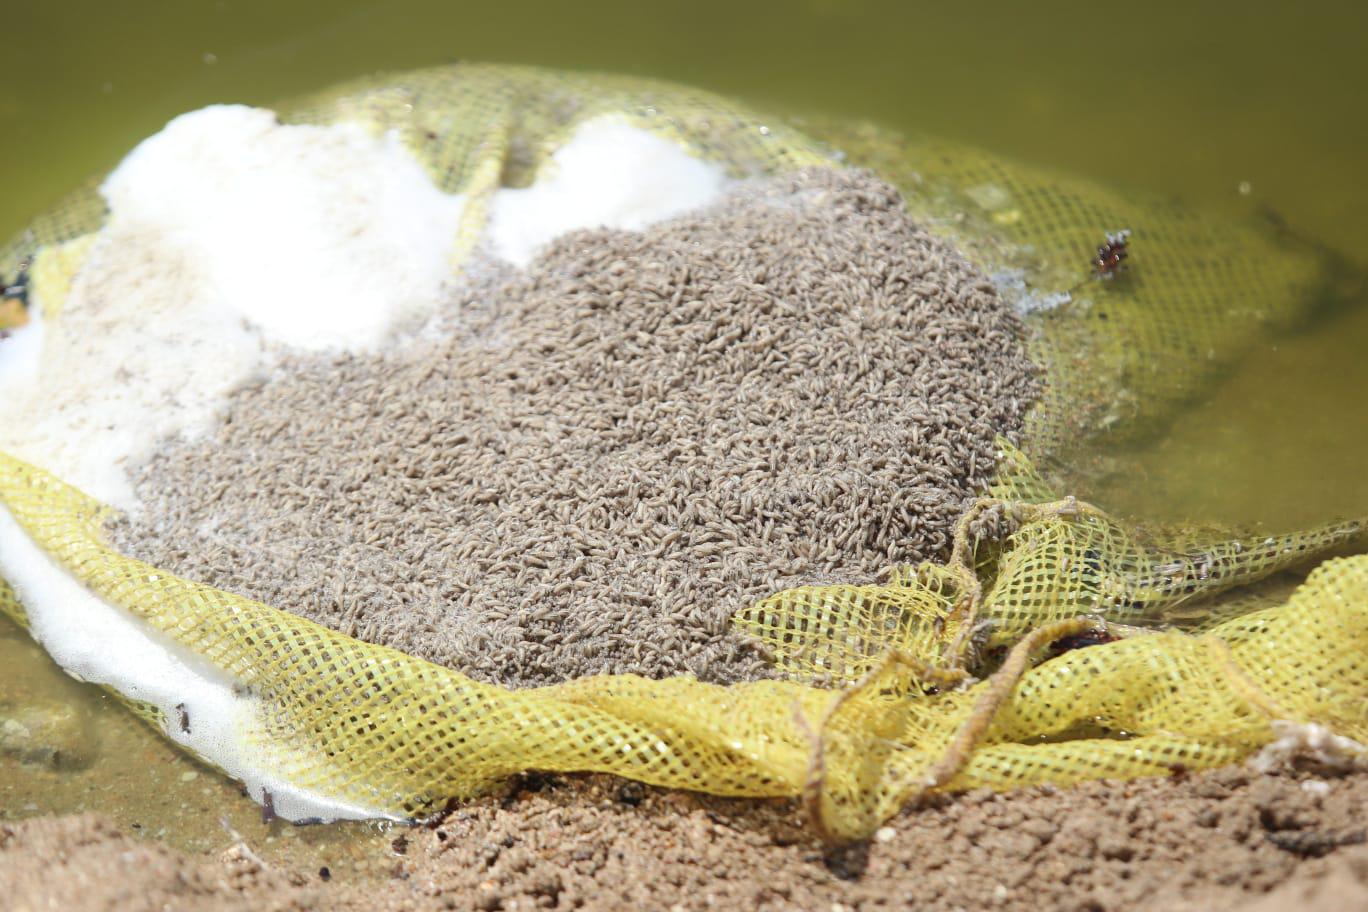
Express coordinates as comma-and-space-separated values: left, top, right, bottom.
6, 1, 1368, 267
1079, 296, 1368, 530
2, 0, 1367, 858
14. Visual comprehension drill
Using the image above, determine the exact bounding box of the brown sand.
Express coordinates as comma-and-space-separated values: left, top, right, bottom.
5, 766, 1366, 912
110, 167, 1038, 688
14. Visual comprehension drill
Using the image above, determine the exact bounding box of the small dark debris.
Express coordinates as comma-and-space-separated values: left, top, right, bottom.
1093, 229, 1131, 280
261, 788, 277, 825
616, 781, 646, 807
1046, 627, 1119, 658
480, 841, 502, 867
414, 798, 459, 829
1, 259, 30, 308
822, 841, 871, 881
502, 771, 559, 807
391, 834, 410, 855
1267, 828, 1367, 857
174, 702, 191, 734
520, 771, 559, 792
982, 645, 1011, 668
318, 866, 331, 882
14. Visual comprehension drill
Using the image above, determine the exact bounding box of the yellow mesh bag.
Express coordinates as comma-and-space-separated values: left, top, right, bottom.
1, 63, 1364, 842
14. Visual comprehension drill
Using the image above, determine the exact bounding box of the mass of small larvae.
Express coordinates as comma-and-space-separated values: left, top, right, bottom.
111, 167, 1040, 688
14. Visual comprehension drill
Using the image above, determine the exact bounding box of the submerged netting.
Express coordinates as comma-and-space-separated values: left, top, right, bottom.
1, 63, 1365, 842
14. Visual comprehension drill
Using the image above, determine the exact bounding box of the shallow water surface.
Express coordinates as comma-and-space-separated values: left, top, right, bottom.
0, 613, 398, 870
1081, 296, 1368, 530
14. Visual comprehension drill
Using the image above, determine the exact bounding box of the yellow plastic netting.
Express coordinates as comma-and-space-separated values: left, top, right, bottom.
1, 63, 1365, 842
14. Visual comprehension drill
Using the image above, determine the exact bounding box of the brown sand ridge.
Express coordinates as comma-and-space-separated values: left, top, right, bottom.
4, 765, 1367, 911
110, 167, 1038, 688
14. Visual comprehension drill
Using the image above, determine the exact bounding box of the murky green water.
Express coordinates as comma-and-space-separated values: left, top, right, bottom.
2, 0, 1366, 861
0, 616, 399, 871
1081, 295, 1368, 529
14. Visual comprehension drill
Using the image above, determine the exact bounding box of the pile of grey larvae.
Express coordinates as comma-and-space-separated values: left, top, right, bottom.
111, 167, 1039, 688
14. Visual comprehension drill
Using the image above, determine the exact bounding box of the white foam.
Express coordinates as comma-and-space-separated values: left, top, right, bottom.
0, 107, 470, 510
487, 117, 729, 267
0, 304, 44, 391
1248, 720, 1367, 773
101, 105, 468, 351
0, 502, 391, 822
0, 225, 269, 510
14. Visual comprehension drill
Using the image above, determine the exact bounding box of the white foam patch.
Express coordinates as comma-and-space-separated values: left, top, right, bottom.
0, 502, 392, 823
0, 106, 469, 510
0, 304, 44, 390
1249, 720, 1367, 773
102, 105, 468, 351
487, 117, 729, 267
0, 228, 271, 509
